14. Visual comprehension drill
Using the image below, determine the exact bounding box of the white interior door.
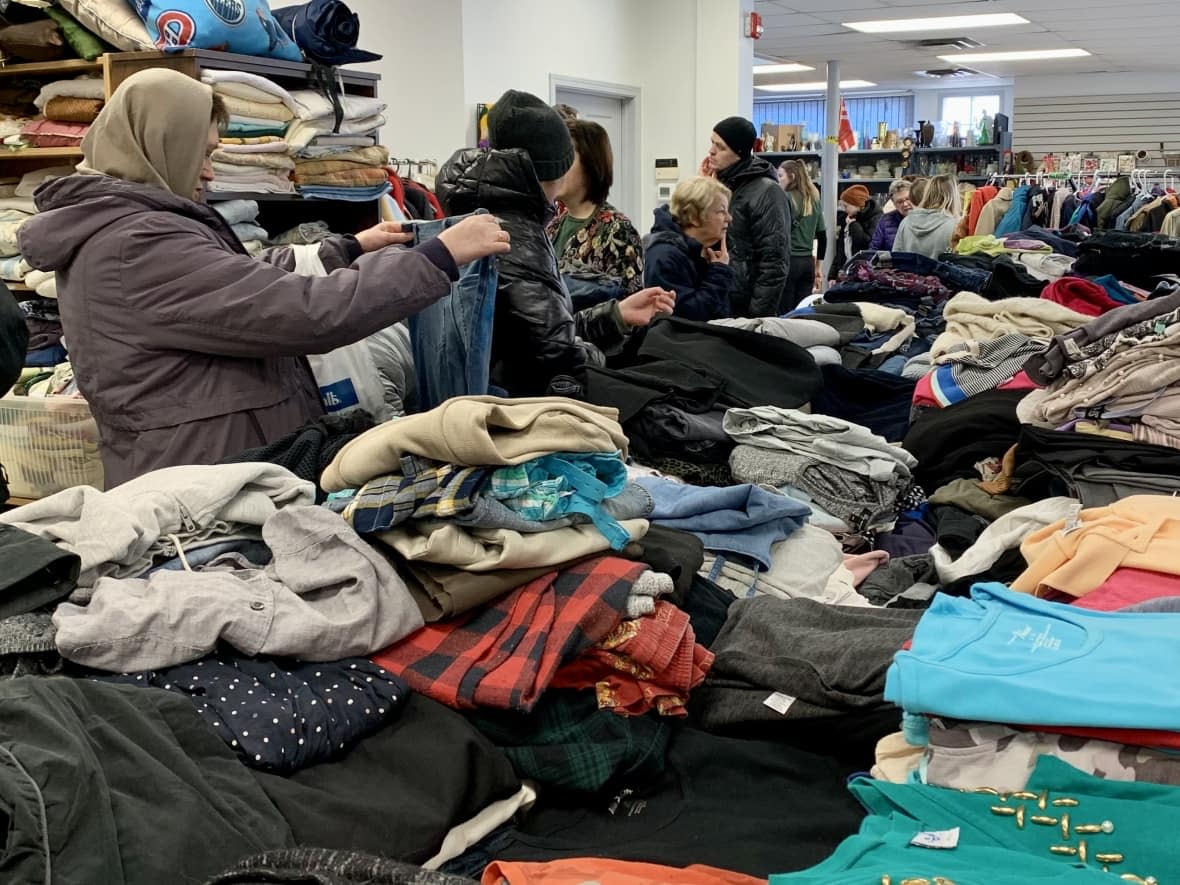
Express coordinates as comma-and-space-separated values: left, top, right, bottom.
554, 88, 636, 223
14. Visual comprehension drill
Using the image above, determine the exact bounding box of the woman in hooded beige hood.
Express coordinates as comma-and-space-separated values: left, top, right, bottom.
18, 69, 508, 487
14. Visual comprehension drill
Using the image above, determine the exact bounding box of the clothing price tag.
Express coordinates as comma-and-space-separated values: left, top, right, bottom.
910, 827, 960, 850
762, 692, 796, 715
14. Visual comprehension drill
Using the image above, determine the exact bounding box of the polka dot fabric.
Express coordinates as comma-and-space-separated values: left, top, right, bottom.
94, 654, 409, 772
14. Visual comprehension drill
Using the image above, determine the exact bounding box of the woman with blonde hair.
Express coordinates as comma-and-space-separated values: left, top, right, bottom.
777, 159, 826, 310
892, 173, 960, 258
645, 176, 735, 321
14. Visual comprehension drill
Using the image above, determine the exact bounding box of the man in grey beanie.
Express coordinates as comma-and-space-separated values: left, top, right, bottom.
706, 116, 791, 317
436, 90, 675, 396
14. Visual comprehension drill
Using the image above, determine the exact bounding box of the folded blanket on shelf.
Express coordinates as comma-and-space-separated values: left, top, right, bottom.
43, 96, 102, 123
289, 89, 386, 123
299, 183, 391, 201
219, 94, 294, 123
34, 76, 104, 110
219, 135, 286, 146
231, 222, 270, 245
293, 145, 389, 172
217, 140, 291, 154
211, 150, 296, 171
18, 119, 88, 148
212, 199, 260, 226
201, 70, 298, 114
0, 208, 31, 258
294, 167, 388, 187
207, 177, 295, 195
286, 116, 384, 150
225, 119, 288, 138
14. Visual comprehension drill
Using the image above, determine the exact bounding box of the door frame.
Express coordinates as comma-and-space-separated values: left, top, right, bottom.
549, 74, 641, 222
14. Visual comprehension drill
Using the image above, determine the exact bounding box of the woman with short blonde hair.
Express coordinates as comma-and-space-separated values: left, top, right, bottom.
669, 175, 732, 228
892, 173, 960, 259
645, 176, 736, 321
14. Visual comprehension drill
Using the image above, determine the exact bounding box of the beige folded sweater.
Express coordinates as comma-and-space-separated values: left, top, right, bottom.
322, 396, 628, 490
931, 291, 1091, 360
378, 519, 649, 572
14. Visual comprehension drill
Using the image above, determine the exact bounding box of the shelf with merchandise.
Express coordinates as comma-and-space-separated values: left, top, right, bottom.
0, 58, 102, 78
0, 147, 84, 161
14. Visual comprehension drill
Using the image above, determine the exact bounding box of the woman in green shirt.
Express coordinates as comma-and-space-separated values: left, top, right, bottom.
545, 118, 644, 303
777, 159, 827, 312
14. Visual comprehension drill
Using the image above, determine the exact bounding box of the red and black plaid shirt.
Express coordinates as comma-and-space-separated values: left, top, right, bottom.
371, 556, 644, 712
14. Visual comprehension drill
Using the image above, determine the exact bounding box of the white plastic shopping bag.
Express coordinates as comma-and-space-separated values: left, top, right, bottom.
291, 244, 391, 422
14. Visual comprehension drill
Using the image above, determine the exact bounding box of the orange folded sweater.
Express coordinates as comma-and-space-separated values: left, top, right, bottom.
1012, 495, 1180, 597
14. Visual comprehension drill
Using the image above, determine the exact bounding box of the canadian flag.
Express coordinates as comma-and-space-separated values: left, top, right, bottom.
837, 98, 856, 152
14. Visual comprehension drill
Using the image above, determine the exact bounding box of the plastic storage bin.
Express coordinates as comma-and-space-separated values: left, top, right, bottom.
0, 395, 104, 499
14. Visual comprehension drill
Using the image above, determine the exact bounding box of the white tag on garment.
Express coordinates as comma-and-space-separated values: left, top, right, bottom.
762, 692, 796, 715
910, 827, 960, 850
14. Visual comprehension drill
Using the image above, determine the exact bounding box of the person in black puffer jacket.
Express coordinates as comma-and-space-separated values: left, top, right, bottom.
707, 117, 791, 317
436, 90, 675, 398
644, 176, 735, 322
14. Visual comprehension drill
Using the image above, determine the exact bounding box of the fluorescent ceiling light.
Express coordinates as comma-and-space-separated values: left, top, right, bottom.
755, 80, 875, 92
938, 48, 1091, 62
753, 62, 815, 74
844, 13, 1028, 33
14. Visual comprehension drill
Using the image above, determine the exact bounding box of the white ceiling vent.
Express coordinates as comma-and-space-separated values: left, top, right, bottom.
914, 67, 988, 79
905, 36, 985, 51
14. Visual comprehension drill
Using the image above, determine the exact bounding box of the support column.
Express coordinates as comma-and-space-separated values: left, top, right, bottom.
821, 60, 840, 285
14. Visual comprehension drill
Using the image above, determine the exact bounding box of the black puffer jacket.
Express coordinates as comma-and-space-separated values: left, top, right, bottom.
717, 155, 791, 317
436, 148, 626, 397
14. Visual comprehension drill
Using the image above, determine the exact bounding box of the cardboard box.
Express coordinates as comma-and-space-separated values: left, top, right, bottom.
760, 123, 804, 152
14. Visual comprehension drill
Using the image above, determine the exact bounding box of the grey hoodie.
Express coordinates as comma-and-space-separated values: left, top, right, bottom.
892, 207, 957, 259
18, 175, 456, 487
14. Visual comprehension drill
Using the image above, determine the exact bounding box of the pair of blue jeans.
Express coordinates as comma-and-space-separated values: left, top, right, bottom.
406, 211, 500, 410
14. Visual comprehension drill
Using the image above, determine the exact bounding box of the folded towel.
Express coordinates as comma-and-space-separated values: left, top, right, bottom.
219, 135, 286, 146
19, 119, 88, 148
299, 183, 391, 202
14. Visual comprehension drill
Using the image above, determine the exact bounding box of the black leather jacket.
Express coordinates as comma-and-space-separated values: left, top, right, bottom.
717, 155, 791, 317
436, 148, 627, 397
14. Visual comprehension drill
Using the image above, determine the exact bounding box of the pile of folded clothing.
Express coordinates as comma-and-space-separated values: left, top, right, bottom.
725, 405, 919, 552
293, 143, 390, 201
15, 73, 105, 151
287, 87, 389, 200
209, 137, 295, 196
1019, 288, 1180, 455
213, 198, 271, 255
318, 396, 713, 729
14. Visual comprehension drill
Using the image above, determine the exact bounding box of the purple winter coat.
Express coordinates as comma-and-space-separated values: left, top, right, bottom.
869, 210, 904, 252
19, 174, 455, 486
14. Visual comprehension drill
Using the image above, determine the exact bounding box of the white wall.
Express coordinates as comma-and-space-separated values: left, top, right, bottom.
347, 0, 468, 168
460, 0, 754, 228
347, 0, 755, 229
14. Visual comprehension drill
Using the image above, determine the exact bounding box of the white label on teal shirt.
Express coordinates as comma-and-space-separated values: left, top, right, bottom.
763, 692, 796, 715
911, 827, 960, 850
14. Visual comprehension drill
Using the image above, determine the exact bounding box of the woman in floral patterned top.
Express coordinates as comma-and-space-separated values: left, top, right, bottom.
546, 119, 645, 297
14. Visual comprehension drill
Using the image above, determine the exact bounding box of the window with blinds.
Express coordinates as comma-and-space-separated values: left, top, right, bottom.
753, 95, 915, 142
